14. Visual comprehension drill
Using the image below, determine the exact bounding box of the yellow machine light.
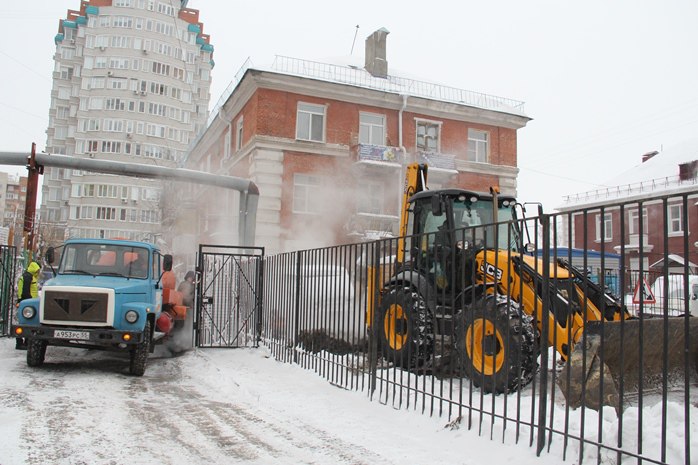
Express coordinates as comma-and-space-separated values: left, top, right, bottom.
122, 333, 132, 342
15, 327, 23, 336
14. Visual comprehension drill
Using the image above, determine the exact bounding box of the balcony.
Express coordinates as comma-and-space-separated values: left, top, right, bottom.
352, 144, 405, 176
416, 151, 456, 170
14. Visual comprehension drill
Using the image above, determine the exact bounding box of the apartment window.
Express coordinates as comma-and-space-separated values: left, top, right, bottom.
114, 0, 133, 6
467, 129, 489, 163
668, 204, 684, 234
357, 182, 385, 214
293, 174, 322, 214
60, 66, 74, 80
140, 209, 160, 224
416, 120, 440, 151
359, 113, 385, 146
236, 117, 244, 151
223, 127, 231, 159
58, 87, 71, 99
628, 208, 648, 235
54, 126, 68, 140
96, 207, 117, 221
595, 212, 613, 242
296, 103, 325, 142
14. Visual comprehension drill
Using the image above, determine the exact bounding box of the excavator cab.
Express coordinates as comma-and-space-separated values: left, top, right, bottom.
401, 190, 519, 297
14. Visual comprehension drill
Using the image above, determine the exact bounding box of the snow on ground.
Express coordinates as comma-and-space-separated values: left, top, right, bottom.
0, 337, 695, 465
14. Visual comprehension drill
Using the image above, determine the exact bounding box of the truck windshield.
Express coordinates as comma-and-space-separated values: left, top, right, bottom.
452, 197, 519, 251
60, 243, 150, 279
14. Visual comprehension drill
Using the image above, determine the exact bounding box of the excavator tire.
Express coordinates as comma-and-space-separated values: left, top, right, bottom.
456, 295, 538, 394
376, 286, 434, 369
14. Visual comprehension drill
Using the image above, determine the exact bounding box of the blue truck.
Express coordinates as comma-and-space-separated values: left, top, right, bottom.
12, 238, 189, 376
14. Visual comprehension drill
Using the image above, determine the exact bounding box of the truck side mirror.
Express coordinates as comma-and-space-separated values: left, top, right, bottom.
163, 254, 173, 272
46, 247, 55, 264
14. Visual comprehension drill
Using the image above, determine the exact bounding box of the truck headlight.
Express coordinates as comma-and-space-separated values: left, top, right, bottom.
22, 306, 36, 319
125, 310, 139, 323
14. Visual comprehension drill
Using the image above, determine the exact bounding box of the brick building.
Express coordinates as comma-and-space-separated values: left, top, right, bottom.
184, 29, 531, 254
557, 140, 698, 281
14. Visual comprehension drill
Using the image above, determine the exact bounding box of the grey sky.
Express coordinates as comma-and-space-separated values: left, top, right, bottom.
2, 0, 697, 210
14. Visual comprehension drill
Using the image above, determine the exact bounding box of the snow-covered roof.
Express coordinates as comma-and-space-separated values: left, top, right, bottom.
206, 55, 528, 130
559, 139, 698, 209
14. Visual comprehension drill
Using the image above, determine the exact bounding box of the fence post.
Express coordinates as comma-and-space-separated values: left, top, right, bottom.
293, 250, 303, 364
0, 246, 16, 337
536, 213, 551, 456
255, 250, 265, 346
368, 241, 380, 396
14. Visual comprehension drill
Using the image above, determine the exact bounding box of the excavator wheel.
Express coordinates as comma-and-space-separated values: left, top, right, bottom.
456, 295, 538, 393
376, 286, 434, 369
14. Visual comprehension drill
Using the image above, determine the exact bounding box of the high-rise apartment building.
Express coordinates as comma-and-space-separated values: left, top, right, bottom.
40, 0, 212, 245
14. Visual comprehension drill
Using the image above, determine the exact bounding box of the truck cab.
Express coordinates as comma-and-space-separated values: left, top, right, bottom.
13, 238, 166, 376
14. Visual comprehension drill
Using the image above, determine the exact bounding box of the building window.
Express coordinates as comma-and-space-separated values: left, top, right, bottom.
236, 116, 244, 151
293, 174, 321, 214
467, 129, 489, 163
357, 181, 384, 214
668, 204, 684, 234
595, 212, 612, 242
359, 113, 385, 146
628, 208, 648, 235
223, 127, 231, 160
296, 103, 325, 142
416, 120, 440, 151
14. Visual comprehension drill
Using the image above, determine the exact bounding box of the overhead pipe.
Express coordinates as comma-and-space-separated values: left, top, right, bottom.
0, 150, 259, 247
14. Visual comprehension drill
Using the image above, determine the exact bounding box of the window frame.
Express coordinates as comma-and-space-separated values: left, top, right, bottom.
595, 212, 613, 242
359, 112, 386, 146
467, 129, 489, 163
415, 119, 441, 152
296, 102, 326, 143
356, 181, 385, 215
292, 174, 322, 214
628, 208, 649, 235
668, 203, 685, 235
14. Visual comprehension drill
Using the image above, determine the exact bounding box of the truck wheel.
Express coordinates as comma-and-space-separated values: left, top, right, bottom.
456, 295, 538, 393
376, 286, 433, 369
130, 320, 151, 376
26, 338, 47, 367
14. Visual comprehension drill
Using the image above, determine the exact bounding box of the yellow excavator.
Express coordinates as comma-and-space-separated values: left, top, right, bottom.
368, 163, 698, 410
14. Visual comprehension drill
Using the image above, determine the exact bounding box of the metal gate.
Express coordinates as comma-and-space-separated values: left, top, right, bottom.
0, 245, 17, 337
195, 245, 264, 348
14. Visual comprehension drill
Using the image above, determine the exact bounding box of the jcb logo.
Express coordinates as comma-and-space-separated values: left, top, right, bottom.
480, 262, 503, 280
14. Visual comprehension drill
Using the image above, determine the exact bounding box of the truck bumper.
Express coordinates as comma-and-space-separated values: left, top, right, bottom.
11, 324, 145, 349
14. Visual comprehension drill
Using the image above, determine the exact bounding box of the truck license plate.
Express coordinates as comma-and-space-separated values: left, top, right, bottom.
54, 330, 90, 340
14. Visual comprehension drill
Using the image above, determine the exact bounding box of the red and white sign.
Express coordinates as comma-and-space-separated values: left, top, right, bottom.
632, 277, 656, 304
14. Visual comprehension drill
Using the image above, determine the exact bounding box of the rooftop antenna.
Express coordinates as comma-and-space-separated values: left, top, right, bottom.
350, 25, 359, 55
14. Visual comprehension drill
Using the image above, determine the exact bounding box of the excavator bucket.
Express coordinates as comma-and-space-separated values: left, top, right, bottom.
558, 317, 698, 412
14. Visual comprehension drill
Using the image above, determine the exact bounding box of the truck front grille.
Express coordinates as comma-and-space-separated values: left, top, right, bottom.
43, 290, 110, 324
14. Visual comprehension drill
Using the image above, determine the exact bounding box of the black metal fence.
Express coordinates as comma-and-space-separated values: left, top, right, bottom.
0, 245, 17, 337
259, 190, 696, 465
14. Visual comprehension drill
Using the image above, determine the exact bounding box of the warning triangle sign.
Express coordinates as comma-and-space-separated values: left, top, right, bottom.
632, 277, 656, 304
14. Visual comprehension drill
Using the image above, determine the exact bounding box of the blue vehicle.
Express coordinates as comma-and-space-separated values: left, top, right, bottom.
12, 238, 180, 376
